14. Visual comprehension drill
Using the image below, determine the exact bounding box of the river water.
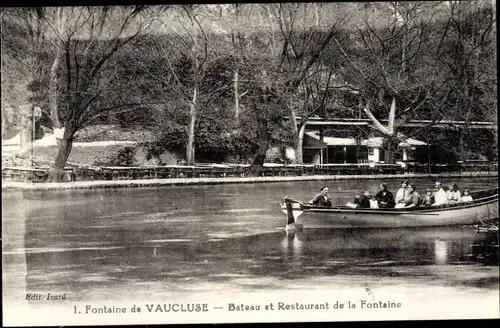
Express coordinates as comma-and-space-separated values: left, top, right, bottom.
2, 177, 499, 321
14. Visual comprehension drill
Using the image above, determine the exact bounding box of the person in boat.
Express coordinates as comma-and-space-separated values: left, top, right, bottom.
375, 183, 395, 208
365, 190, 379, 209
310, 186, 333, 207
459, 189, 474, 203
346, 191, 370, 209
446, 183, 461, 203
433, 181, 447, 206
395, 183, 420, 208
395, 180, 409, 207
421, 188, 435, 206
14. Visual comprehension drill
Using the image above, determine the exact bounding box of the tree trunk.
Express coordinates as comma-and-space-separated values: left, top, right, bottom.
247, 131, 271, 177
459, 131, 465, 161
49, 45, 62, 129
49, 137, 73, 182
1, 106, 6, 137
363, 102, 390, 135
387, 97, 396, 134
493, 0, 496, 32
384, 136, 395, 164
313, 3, 320, 26
289, 104, 299, 163
19, 114, 32, 153
295, 123, 306, 164
233, 68, 240, 121
186, 87, 197, 165
400, 26, 407, 77
426, 132, 431, 174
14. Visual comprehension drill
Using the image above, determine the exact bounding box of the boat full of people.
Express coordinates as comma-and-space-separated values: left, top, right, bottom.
281, 181, 498, 230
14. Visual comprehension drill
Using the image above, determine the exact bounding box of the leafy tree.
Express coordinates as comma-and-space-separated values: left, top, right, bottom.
42, 6, 161, 180
235, 3, 354, 174
329, 1, 496, 163
1, 8, 51, 143
2, 3, 496, 173
137, 5, 234, 165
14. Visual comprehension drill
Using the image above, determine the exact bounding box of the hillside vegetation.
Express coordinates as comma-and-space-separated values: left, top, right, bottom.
1, 3, 497, 180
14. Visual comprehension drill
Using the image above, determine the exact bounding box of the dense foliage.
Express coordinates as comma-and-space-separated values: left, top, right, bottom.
1, 3, 497, 178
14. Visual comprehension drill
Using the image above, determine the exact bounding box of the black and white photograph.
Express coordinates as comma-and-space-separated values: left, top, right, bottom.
1, 2, 498, 325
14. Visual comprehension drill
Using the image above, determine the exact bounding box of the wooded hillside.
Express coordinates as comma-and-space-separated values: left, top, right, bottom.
1, 3, 496, 180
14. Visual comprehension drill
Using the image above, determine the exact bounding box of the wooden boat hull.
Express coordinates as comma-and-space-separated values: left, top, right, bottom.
281, 189, 498, 229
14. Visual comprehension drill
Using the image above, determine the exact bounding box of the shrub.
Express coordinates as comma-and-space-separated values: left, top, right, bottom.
142, 124, 186, 162
265, 146, 284, 163
108, 146, 137, 166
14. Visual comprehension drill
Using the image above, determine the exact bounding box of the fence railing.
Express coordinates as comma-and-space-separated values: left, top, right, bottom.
2, 162, 498, 183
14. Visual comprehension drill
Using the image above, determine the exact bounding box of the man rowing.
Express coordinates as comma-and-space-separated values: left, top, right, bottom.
310, 186, 333, 207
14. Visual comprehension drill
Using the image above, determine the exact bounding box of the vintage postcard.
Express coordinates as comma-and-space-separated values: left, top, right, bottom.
2, 2, 499, 326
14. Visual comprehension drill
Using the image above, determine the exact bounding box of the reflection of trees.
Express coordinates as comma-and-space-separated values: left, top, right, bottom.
470, 226, 499, 265
24, 196, 87, 293
3, 192, 29, 302
280, 228, 480, 266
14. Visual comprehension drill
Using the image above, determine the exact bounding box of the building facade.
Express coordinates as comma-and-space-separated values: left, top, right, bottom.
300, 131, 427, 165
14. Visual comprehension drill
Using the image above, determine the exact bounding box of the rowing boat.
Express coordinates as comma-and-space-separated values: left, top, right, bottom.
280, 188, 499, 230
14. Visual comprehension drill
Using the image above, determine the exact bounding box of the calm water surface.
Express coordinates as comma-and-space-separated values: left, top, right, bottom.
2, 177, 498, 302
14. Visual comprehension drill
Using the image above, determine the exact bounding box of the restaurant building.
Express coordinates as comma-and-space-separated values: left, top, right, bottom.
299, 131, 427, 165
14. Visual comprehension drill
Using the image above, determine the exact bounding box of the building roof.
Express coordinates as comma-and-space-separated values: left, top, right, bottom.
303, 133, 327, 149
305, 132, 426, 148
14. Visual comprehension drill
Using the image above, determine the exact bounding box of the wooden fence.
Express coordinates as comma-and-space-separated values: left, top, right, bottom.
2, 162, 498, 183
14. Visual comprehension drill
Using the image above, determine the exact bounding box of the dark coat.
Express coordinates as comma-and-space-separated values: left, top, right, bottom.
311, 193, 332, 207
375, 190, 395, 208
354, 196, 371, 209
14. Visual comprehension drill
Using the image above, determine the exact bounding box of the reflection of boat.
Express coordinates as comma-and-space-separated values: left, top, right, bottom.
281, 231, 303, 264
469, 220, 499, 264
281, 188, 498, 230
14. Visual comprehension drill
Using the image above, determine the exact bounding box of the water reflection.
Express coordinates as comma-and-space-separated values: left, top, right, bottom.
5, 225, 499, 300
277, 228, 482, 269
281, 231, 303, 265
469, 226, 499, 265
434, 239, 448, 265
2, 192, 28, 301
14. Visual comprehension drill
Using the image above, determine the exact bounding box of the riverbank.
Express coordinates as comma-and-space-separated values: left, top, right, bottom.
2, 171, 497, 190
